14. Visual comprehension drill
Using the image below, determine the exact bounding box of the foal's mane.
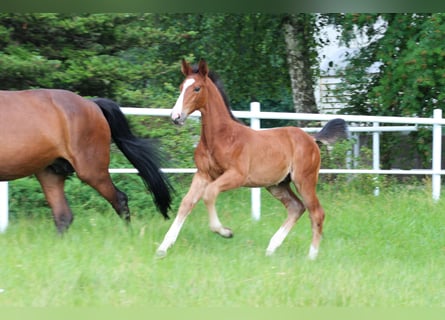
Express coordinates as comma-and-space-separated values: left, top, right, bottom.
191, 65, 243, 124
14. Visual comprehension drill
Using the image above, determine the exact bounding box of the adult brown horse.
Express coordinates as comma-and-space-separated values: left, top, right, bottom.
156, 59, 347, 259
0, 89, 172, 233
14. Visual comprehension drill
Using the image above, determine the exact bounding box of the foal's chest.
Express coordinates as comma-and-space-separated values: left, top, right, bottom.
194, 143, 228, 179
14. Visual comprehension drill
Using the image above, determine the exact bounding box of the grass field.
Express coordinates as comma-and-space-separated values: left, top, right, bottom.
1, 181, 444, 307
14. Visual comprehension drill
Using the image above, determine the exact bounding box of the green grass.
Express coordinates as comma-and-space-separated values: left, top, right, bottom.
1, 183, 444, 307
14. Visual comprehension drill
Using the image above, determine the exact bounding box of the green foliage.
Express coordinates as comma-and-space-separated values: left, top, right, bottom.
150, 13, 293, 112
0, 13, 188, 103
332, 13, 445, 168
125, 115, 200, 169
0, 13, 293, 108
8, 178, 48, 218
319, 139, 393, 194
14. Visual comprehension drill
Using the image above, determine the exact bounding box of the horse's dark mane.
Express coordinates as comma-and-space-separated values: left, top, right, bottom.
191, 65, 243, 124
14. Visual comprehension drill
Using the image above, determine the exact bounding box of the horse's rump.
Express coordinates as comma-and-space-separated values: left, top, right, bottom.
0, 89, 109, 180
0, 88, 172, 232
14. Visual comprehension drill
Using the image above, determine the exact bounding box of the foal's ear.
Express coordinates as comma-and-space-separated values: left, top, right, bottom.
181, 59, 192, 76
198, 59, 208, 77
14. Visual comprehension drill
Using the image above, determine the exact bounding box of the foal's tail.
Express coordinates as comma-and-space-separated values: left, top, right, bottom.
313, 118, 348, 145
91, 98, 173, 219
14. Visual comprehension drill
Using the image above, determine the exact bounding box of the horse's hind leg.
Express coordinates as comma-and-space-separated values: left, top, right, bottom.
293, 174, 325, 260
70, 146, 130, 221
35, 170, 73, 233
265, 183, 306, 256
79, 171, 130, 222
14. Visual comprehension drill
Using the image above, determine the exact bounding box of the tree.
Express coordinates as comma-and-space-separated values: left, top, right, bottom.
0, 13, 325, 166
332, 13, 445, 168
172, 13, 322, 127
0, 13, 193, 105
0, 13, 324, 121
282, 14, 319, 118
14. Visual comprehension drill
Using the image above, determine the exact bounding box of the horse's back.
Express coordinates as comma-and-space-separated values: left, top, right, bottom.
0, 88, 96, 120
207, 125, 319, 187
253, 126, 319, 158
0, 89, 109, 180
0, 89, 104, 143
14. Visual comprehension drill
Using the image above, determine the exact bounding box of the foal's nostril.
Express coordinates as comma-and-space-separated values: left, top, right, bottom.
172, 116, 182, 125
171, 112, 179, 122
171, 111, 185, 125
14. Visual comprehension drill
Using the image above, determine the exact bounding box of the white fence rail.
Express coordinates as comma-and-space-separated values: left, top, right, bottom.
1, 104, 443, 232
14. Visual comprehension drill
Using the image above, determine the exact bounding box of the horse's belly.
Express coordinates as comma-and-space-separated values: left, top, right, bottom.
244, 163, 290, 187
241, 146, 292, 187
0, 158, 55, 180
0, 137, 60, 180
0, 170, 29, 181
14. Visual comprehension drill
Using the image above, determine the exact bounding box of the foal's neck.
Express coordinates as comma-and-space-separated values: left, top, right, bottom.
199, 85, 241, 146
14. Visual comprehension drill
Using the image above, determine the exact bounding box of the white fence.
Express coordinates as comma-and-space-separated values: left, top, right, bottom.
1, 103, 444, 232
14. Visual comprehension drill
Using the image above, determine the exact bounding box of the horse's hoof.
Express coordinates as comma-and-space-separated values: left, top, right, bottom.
220, 227, 233, 238
265, 249, 274, 256
308, 245, 319, 260
155, 250, 167, 259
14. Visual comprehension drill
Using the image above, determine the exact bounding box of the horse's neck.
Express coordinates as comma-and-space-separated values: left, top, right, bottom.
199, 94, 239, 148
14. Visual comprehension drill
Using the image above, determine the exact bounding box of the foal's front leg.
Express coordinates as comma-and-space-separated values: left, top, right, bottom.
156, 173, 209, 257
203, 170, 245, 238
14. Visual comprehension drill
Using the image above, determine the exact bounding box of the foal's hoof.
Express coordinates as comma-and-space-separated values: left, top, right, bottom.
211, 226, 234, 238
155, 249, 167, 259
308, 245, 319, 260
219, 227, 233, 238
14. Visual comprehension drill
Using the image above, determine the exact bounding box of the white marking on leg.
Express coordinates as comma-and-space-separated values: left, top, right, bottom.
209, 217, 228, 236
156, 216, 185, 257
208, 205, 232, 237
308, 244, 319, 260
208, 205, 222, 232
266, 227, 288, 256
171, 78, 195, 122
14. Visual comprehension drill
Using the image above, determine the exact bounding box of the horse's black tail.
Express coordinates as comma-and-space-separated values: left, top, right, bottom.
313, 118, 348, 145
91, 98, 172, 219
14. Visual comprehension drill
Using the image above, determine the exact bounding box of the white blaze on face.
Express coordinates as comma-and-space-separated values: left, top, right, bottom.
171, 78, 195, 122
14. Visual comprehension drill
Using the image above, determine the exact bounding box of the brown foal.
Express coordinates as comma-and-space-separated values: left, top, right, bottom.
156, 59, 347, 259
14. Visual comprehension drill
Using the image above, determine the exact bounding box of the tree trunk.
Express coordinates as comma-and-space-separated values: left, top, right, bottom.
283, 14, 318, 126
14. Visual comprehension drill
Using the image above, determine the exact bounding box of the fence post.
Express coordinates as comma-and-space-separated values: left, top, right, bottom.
373, 122, 380, 196
250, 102, 261, 220
432, 109, 442, 201
0, 182, 8, 233
353, 133, 360, 168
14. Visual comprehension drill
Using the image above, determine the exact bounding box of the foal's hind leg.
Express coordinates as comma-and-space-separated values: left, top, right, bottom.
35, 170, 73, 233
265, 183, 306, 256
294, 175, 325, 260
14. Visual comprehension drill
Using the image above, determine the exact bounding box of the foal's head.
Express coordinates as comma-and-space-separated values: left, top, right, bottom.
171, 59, 213, 125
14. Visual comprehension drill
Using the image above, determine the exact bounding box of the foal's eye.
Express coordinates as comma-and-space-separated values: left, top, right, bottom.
194, 86, 201, 92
